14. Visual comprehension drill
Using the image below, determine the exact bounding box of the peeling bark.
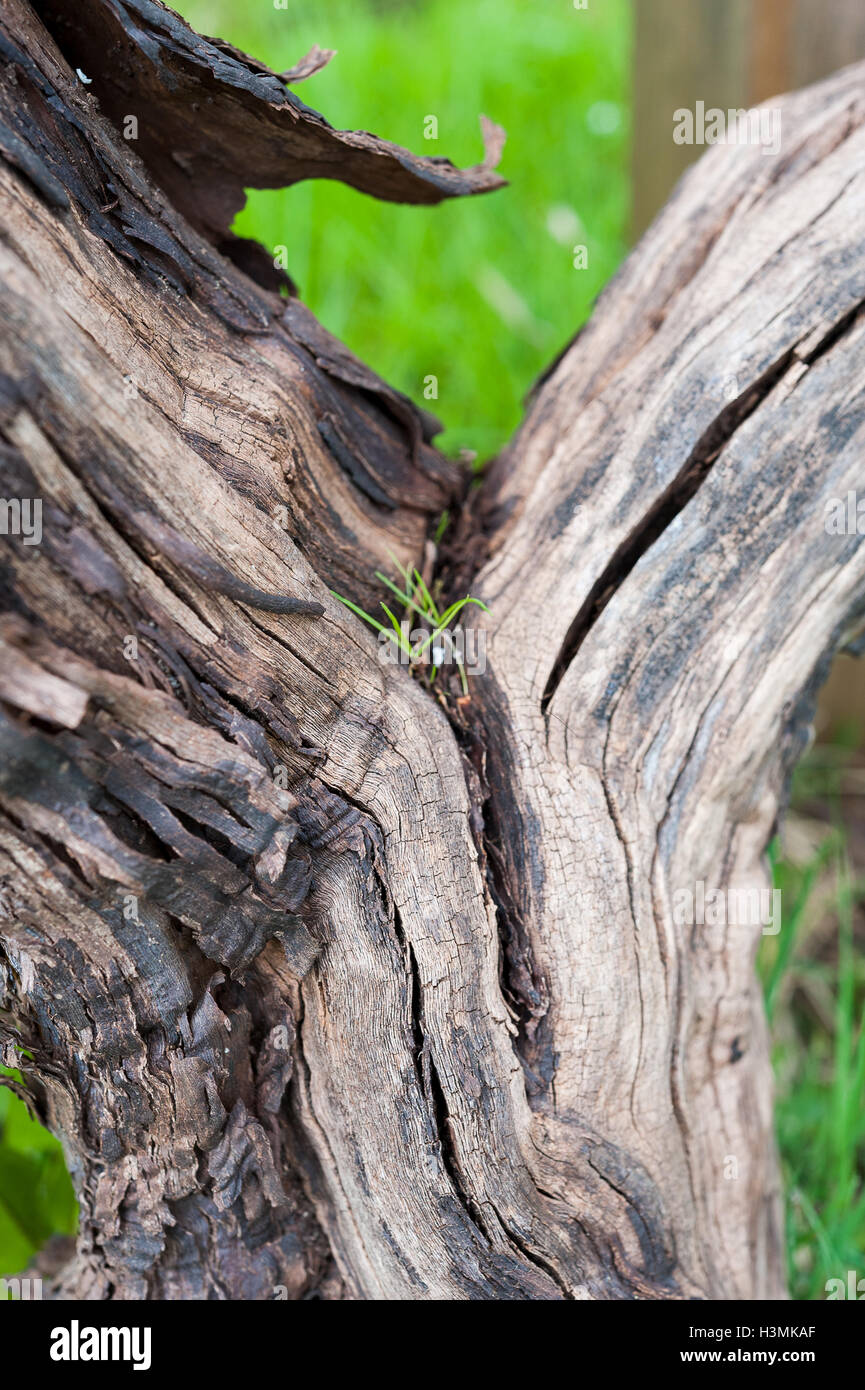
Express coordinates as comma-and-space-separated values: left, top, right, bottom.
1, 0, 864, 1300
33, 0, 506, 246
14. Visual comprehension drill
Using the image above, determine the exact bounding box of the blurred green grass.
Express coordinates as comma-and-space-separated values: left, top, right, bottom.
760, 738, 865, 1302
0, 1071, 77, 1281
180, 0, 631, 459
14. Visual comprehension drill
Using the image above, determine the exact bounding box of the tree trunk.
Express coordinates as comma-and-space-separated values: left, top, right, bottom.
1, 0, 863, 1301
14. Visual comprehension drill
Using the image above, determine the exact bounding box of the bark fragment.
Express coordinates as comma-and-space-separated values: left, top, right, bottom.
34, 0, 506, 245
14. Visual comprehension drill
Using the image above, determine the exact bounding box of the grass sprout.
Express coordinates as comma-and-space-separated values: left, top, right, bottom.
332, 553, 488, 695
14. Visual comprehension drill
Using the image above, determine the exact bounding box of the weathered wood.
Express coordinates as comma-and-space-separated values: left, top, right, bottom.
633, 0, 865, 740
1, 0, 864, 1300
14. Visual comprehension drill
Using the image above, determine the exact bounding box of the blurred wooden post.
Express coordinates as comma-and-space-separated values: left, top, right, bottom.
633, 0, 865, 237
633, 0, 865, 741
632, 0, 749, 241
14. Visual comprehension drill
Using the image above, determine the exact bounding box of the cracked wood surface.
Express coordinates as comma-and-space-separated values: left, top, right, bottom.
467, 60, 865, 1298
0, 0, 863, 1299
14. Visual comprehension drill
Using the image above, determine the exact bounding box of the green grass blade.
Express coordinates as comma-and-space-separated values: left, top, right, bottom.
330, 589, 389, 636
380, 603, 412, 654
438, 595, 490, 627
374, 573, 428, 620
411, 569, 439, 625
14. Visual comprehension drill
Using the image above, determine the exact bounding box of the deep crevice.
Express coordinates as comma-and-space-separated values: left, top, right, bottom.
487, 1198, 573, 1300
391, 902, 496, 1244
399, 916, 427, 1094
540, 348, 798, 716
539, 296, 865, 719
422, 1033, 497, 1243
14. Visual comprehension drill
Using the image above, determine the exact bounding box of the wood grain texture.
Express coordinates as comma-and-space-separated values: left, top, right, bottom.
1, 0, 863, 1300
469, 60, 865, 1298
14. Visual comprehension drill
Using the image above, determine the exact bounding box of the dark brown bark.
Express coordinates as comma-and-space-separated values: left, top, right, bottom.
1, 0, 863, 1300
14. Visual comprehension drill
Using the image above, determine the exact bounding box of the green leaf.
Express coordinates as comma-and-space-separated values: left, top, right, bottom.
0, 1200, 35, 1280
438, 595, 489, 627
